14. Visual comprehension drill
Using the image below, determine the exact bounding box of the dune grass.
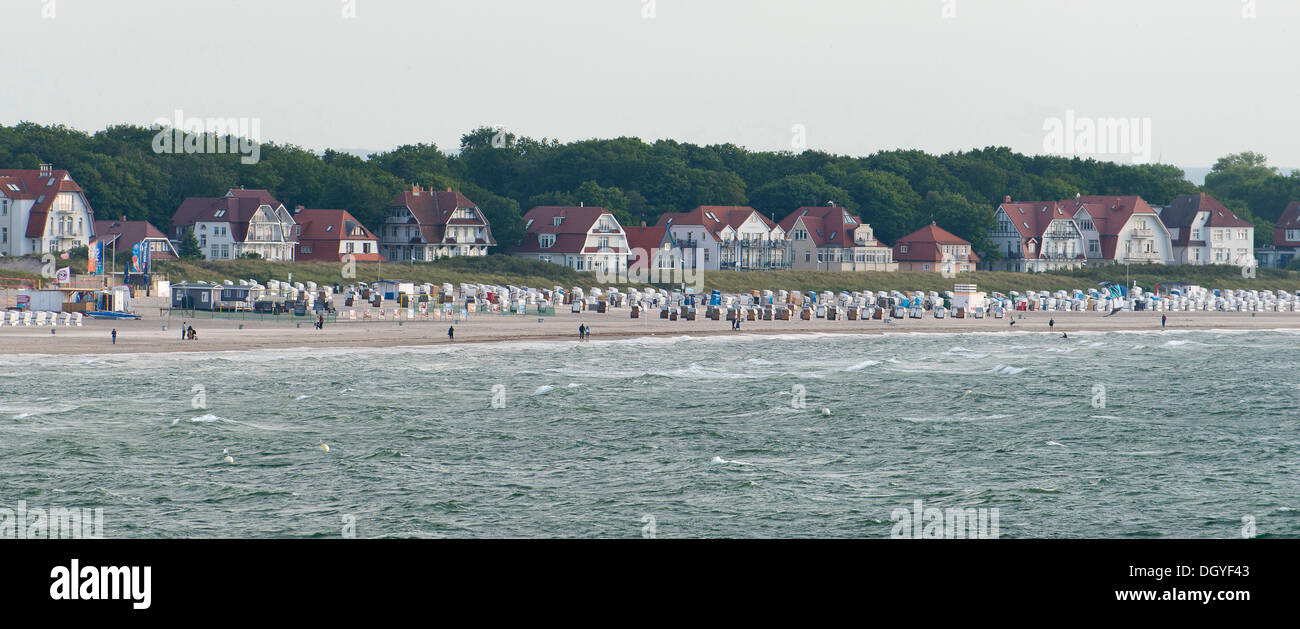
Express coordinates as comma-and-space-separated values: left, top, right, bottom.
141, 256, 1300, 295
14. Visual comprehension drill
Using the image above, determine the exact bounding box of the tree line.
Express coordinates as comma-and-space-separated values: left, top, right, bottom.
2, 122, 1297, 259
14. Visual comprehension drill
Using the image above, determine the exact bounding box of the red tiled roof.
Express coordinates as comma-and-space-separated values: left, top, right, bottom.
1275, 202, 1300, 246
513, 206, 617, 254
777, 205, 879, 247
893, 222, 979, 263
389, 186, 496, 246
1067, 195, 1161, 259
623, 226, 670, 253
655, 206, 776, 240
1160, 193, 1251, 246
171, 188, 283, 241
0, 168, 90, 238
294, 209, 386, 262
93, 219, 176, 257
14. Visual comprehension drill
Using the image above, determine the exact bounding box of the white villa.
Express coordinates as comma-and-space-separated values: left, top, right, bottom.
1157, 193, 1255, 266
380, 186, 496, 261
511, 205, 629, 274
0, 165, 96, 257
654, 206, 791, 271
989, 195, 1174, 270
171, 188, 298, 261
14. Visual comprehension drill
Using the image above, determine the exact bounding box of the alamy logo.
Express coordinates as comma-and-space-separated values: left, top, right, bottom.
890, 499, 999, 539
0, 501, 103, 539
151, 109, 262, 164
1042, 109, 1152, 165
50, 559, 151, 610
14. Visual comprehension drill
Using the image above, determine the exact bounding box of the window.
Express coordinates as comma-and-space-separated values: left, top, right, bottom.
221, 244, 230, 257
363, 243, 371, 253
900, 245, 909, 254
553, 217, 563, 226
922, 264, 930, 270
346, 242, 354, 253
703, 249, 709, 262
539, 234, 555, 248
210, 245, 219, 258
1, 227, 5, 243
805, 251, 811, 262
302, 246, 313, 254
1191, 228, 1200, 240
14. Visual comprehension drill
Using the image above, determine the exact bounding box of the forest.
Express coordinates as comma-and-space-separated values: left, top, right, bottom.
2, 122, 1297, 259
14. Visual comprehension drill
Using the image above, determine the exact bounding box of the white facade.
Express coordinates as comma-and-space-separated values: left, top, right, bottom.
0, 179, 95, 257
193, 205, 297, 261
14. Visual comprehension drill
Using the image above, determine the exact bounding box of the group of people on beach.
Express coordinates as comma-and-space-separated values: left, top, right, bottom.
578, 323, 591, 339
179, 322, 197, 340
730, 316, 742, 330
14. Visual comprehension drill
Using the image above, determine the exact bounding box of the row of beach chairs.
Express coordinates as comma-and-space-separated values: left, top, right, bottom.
0, 311, 84, 327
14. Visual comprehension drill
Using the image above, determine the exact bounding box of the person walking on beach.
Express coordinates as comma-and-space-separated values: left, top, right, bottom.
447, 325, 455, 343
1049, 318, 1055, 331
1161, 314, 1167, 330
181, 321, 187, 341
111, 329, 117, 345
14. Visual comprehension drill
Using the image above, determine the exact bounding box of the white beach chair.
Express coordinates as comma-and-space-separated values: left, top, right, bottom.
7, 311, 16, 326
73, 312, 83, 326
35, 312, 47, 326
21, 311, 32, 326
60, 312, 71, 326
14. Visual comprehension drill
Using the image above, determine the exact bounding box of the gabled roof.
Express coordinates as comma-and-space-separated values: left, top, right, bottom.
93, 219, 177, 258
893, 222, 979, 263
1066, 195, 1163, 259
295, 209, 385, 262
1274, 202, 1300, 246
655, 206, 777, 240
0, 168, 90, 238
172, 188, 285, 241
623, 225, 671, 253
514, 206, 622, 254
996, 199, 1073, 240
1161, 193, 1251, 246
778, 205, 880, 248
389, 186, 496, 246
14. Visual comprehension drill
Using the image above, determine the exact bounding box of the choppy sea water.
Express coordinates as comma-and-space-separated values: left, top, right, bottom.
1, 329, 1297, 538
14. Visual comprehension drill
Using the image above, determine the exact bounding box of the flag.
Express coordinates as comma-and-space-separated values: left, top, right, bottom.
87, 240, 104, 275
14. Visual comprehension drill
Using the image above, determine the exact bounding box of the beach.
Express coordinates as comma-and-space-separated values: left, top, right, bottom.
4, 305, 1300, 355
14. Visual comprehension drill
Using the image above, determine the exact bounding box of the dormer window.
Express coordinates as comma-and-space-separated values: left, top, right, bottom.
214, 210, 226, 218
540, 234, 555, 248
553, 217, 563, 226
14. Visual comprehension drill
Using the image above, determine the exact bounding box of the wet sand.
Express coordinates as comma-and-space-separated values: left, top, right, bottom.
2, 307, 1298, 356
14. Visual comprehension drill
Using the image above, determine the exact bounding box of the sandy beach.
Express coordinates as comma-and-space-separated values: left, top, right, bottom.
3, 302, 1299, 355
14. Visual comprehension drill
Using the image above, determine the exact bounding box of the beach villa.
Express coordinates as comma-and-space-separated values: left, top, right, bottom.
1157, 193, 1254, 266
988, 198, 1086, 272
294, 208, 385, 262
171, 188, 299, 261
893, 222, 979, 273
0, 164, 96, 257
379, 186, 495, 262
511, 205, 629, 274
1257, 202, 1300, 269
654, 206, 791, 271
1069, 195, 1173, 266
623, 225, 679, 275
778, 203, 897, 271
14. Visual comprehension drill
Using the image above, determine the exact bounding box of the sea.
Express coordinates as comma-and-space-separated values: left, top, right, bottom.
1, 328, 1297, 538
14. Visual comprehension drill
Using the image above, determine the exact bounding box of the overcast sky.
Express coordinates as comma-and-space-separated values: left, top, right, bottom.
2, 0, 1297, 168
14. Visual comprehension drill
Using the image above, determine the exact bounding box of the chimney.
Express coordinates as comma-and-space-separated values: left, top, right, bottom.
121, 215, 126, 222
446, 187, 452, 192
411, 184, 420, 196
1004, 195, 1011, 203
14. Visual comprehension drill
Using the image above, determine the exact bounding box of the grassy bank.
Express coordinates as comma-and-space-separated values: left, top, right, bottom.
144, 256, 1300, 295
6, 253, 1295, 294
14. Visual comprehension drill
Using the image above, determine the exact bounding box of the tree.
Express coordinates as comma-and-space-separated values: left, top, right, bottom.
748, 173, 851, 223
918, 191, 996, 259
178, 228, 202, 260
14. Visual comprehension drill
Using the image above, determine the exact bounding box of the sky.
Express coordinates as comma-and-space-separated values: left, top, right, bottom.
1, 0, 1297, 170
